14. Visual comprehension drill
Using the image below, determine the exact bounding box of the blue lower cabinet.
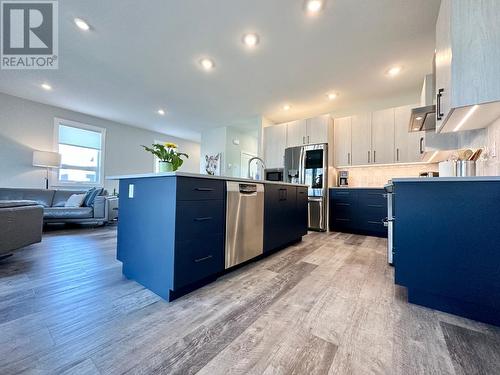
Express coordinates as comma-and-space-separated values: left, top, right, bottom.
118, 176, 307, 301
393, 180, 500, 326
174, 233, 224, 290
329, 188, 387, 238
264, 185, 306, 253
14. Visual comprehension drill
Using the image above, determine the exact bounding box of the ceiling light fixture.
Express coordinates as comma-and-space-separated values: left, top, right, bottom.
453, 105, 478, 132
416, 116, 423, 121
306, 0, 323, 13
157, 109, 165, 116
74, 18, 90, 31
199, 58, 215, 71
242, 33, 259, 48
41, 83, 52, 91
283, 104, 291, 111
327, 92, 338, 100
386, 66, 402, 77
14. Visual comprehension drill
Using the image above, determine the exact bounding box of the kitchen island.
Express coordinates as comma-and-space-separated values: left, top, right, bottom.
107, 172, 308, 301
392, 177, 500, 326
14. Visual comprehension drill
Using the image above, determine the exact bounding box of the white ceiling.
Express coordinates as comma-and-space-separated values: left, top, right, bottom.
0, 0, 440, 142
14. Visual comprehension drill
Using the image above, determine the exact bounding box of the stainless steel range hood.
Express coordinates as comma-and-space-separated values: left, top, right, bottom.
409, 104, 435, 132
409, 74, 436, 132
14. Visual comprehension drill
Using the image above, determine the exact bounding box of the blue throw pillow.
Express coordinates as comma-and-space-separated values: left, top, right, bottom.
83, 188, 103, 207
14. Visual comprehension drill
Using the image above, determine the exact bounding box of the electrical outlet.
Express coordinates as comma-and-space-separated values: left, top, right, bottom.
128, 184, 135, 198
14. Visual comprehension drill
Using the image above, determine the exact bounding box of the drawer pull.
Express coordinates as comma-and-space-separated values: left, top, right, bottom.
335, 218, 351, 222
194, 217, 213, 222
335, 203, 350, 206
194, 255, 213, 263
367, 221, 383, 225
367, 204, 383, 208
195, 187, 215, 192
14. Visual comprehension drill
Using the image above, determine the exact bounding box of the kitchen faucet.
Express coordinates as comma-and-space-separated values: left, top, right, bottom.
248, 157, 266, 180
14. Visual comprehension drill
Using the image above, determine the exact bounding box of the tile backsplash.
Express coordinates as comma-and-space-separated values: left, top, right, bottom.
479, 116, 500, 176
334, 164, 439, 187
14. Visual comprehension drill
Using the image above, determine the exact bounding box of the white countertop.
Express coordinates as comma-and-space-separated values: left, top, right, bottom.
106, 171, 308, 187
391, 176, 500, 183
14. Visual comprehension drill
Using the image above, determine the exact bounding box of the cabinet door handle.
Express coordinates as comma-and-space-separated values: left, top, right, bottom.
396, 148, 399, 162
307, 135, 310, 144
194, 217, 213, 222
419, 137, 424, 154
348, 153, 351, 165
195, 187, 214, 192
302, 136, 305, 144
368, 151, 371, 163
373, 151, 376, 163
437, 88, 444, 120
194, 255, 213, 263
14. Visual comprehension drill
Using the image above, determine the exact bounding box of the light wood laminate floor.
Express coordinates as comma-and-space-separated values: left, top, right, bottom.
1, 226, 499, 375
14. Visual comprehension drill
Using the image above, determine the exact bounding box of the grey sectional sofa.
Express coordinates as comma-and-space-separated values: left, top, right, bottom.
0, 200, 43, 258
0, 188, 118, 225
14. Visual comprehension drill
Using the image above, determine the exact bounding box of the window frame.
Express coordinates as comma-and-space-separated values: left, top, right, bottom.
53, 118, 106, 188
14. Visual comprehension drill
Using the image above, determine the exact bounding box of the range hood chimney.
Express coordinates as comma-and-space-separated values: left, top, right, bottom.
409, 74, 436, 132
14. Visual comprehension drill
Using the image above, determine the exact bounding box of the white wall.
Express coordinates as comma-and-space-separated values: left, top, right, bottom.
0, 92, 200, 192
199, 124, 260, 178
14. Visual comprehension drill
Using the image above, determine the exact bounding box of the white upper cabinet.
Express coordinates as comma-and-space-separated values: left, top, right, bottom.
436, 0, 500, 133
351, 113, 372, 165
371, 108, 395, 164
333, 116, 352, 167
264, 123, 287, 169
286, 116, 330, 147
286, 119, 307, 147
306, 115, 330, 145
394, 104, 424, 163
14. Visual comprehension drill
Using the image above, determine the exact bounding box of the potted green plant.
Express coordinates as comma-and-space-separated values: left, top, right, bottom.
142, 143, 189, 172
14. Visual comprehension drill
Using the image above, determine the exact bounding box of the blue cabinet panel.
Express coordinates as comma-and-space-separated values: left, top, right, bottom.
174, 233, 224, 289
393, 180, 500, 326
175, 200, 225, 240
264, 185, 306, 253
177, 177, 224, 201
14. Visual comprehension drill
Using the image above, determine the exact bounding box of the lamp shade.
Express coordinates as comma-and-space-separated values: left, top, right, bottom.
32, 151, 62, 168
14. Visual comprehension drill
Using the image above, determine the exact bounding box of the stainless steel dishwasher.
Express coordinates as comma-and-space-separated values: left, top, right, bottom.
225, 181, 264, 269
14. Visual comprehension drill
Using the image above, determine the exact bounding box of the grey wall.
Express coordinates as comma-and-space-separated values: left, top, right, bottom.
0, 92, 200, 192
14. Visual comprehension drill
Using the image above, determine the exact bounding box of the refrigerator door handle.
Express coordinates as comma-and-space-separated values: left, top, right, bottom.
298, 147, 306, 184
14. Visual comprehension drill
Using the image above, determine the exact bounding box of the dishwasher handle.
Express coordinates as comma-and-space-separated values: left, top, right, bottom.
239, 184, 258, 194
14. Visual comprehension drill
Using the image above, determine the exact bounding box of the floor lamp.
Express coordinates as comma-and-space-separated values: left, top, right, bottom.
33, 151, 62, 189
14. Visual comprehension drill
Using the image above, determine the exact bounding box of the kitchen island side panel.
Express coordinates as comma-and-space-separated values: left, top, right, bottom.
118, 177, 177, 299
393, 180, 500, 325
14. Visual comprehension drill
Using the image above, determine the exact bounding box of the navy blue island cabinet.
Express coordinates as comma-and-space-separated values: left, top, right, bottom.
392, 177, 500, 326
114, 173, 308, 301
329, 188, 387, 238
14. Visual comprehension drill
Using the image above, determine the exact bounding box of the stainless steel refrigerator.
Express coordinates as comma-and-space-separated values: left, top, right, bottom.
284, 143, 328, 231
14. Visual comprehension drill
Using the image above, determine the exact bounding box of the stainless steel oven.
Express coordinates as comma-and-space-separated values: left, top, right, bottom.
384, 182, 394, 265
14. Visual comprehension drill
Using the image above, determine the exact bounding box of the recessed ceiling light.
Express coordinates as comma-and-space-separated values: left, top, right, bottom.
305, 0, 323, 13
327, 92, 338, 100
283, 104, 291, 111
74, 18, 90, 31
157, 109, 165, 116
242, 33, 259, 48
199, 58, 215, 71
41, 83, 52, 91
386, 66, 402, 77
416, 116, 423, 121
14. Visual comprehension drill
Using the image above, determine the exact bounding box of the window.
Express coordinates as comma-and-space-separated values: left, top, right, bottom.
55, 119, 105, 186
